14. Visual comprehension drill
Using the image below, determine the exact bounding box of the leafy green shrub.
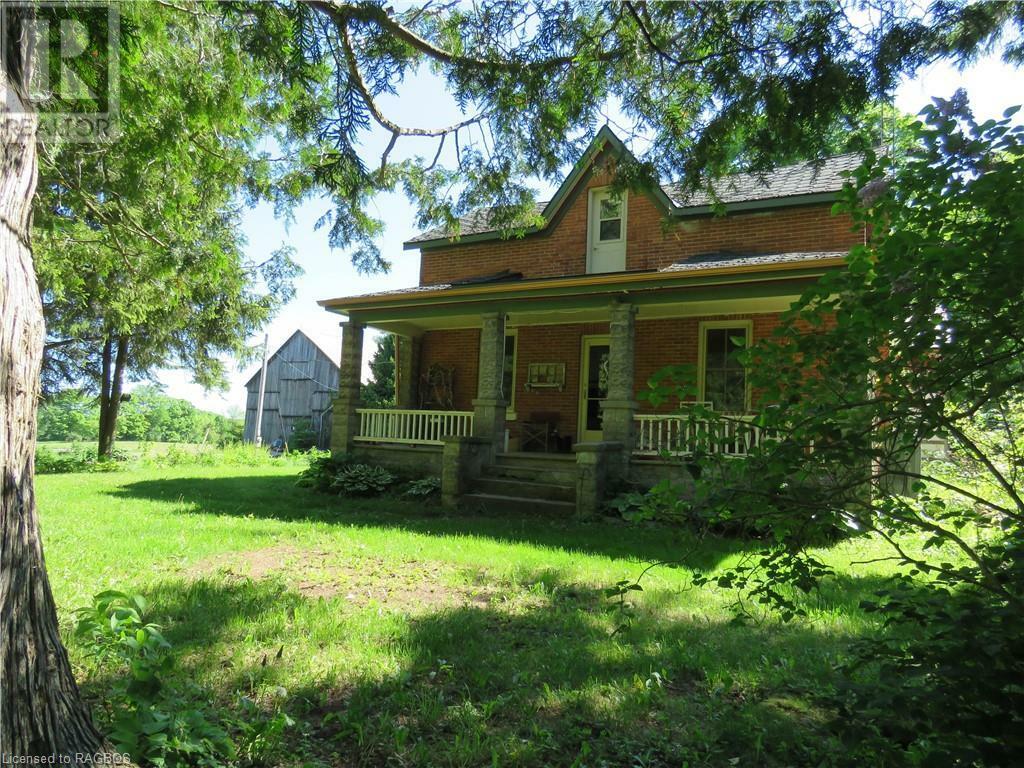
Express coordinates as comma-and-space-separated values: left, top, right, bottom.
833, 578, 1024, 765
605, 489, 650, 521
138, 443, 318, 469
288, 417, 319, 451
234, 695, 295, 765
403, 476, 441, 498
74, 591, 235, 767
35, 446, 128, 474
35, 446, 93, 473
605, 480, 701, 527
331, 463, 396, 496
295, 452, 354, 491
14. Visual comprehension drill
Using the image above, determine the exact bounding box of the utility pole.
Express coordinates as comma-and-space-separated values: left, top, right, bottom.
254, 333, 269, 446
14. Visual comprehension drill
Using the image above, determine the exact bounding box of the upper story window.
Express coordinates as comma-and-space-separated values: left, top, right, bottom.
588, 188, 627, 274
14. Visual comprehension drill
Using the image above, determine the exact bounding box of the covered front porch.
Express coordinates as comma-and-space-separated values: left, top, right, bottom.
319, 257, 840, 513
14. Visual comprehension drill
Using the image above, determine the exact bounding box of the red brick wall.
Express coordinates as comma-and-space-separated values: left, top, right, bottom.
509, 322, 609, 440
414, 313, 791, 442
418, 329, 479, 411
634, 314, 783, 413
418, 166, 863, 285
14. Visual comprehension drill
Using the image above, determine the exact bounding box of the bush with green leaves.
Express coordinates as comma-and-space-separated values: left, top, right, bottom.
136, 443, 320, 470
74, 591, 235, 767
35, 446, 127, 474
635, 99, 1024, 761
234, 695, 296, 766
288, 418, 319, 451
331, 463, 396, 497
403, 476, 441, 498
831, 578, 1024, 766
295, 452, 354, 492
605, 481, 695, 524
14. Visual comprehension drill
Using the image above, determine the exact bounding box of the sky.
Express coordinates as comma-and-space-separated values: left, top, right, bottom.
146, 48, 1024, 417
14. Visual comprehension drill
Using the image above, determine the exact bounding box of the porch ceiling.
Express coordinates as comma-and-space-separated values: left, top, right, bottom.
320, 253, 844, 336
350, 284, 810, 336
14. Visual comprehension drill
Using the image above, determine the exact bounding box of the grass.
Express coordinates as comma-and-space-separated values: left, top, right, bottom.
37, 463, 921, 767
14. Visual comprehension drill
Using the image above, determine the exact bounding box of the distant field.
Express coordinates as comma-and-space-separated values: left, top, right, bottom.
38, 440, 207, 458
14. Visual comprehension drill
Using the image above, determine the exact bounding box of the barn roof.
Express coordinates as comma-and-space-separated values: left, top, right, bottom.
243, 329, 339, 389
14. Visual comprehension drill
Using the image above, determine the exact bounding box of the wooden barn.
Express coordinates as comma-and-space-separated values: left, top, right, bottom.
243, 330, 339, 449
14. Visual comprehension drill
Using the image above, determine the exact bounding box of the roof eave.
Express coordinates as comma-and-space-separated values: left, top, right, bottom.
319, 257, 847, 315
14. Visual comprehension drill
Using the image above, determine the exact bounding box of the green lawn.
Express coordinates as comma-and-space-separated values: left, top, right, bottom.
37, 464, 915, 767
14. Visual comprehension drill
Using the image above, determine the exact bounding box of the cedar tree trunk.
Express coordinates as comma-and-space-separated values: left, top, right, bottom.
97, 335, 127, 459
1, 7, 107, 758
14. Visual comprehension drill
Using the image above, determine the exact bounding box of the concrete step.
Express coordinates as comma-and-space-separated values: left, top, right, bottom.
482, 463, 578, 485
495, 452, 575, 469
473, 476, 575, 503
460, 493, 575, 517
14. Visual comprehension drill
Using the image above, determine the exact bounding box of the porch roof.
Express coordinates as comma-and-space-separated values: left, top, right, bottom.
319, 250, 845, 336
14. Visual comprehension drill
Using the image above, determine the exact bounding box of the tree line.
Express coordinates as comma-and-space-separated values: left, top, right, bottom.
37, 387, 243, 447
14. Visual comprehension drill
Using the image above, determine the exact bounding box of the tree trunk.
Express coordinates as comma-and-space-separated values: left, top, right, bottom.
96, 335, 127, 459
97, 337, 113, 457
1, 8, 107, 758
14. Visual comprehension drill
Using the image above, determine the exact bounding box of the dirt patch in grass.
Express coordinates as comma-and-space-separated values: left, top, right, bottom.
192, 544, 498, 611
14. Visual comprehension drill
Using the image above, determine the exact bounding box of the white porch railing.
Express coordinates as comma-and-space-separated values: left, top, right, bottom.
355, 408, 475, 445
634, 413, 768, 457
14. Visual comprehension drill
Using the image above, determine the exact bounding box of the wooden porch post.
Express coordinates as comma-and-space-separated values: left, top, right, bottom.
601, 301, 638, 473
472, 311, 507, 456
330, 320, 365, 455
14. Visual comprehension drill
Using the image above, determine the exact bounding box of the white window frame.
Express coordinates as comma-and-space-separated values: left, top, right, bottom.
697, 320, 753, 413
586, 187, 628, 274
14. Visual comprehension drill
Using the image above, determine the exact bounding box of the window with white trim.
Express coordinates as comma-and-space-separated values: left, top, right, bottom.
700, 323, 751, 412
597, 194, 623, 241
587, 188, 627, 273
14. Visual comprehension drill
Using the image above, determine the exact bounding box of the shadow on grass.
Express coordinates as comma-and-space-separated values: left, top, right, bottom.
109, 473, 750, 570
84, 567, 912, 768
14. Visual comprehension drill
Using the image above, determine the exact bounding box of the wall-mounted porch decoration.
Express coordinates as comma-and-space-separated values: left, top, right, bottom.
524, 362, 566, 392
420, 363, 455, 409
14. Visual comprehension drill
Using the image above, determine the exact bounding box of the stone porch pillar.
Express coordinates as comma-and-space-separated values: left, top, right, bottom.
575, 441, 623, 519
472, 311, 507, 456
330, 320, 365, 455
601, 301, 638, 476
395, 334, 421, 408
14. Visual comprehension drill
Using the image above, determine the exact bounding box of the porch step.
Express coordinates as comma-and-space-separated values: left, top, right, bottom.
485, 455, 578, 485
459, 493, 575, 517
495, 452, 576, 468
473, 476, 575, 503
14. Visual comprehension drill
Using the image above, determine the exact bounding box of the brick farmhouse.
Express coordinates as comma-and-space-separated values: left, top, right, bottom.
319, 127, 863, 515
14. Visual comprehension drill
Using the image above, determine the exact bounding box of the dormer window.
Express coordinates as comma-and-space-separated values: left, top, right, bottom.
588, 188, 627, 273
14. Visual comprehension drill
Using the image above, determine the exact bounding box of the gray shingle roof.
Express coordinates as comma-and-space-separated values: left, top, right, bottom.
406, 153, 861, 246
661, 153, 862, 208
658, 251, 848, 273
406, 202, 547, 245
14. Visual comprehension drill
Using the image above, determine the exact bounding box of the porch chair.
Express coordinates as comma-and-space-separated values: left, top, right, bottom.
520, 411, 560, 452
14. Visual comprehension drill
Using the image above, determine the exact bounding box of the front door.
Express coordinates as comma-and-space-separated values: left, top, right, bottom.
578, 336, 610, 442
588, 189, 626, 273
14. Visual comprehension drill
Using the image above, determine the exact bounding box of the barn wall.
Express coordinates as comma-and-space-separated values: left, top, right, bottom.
244, 332, 340, 448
